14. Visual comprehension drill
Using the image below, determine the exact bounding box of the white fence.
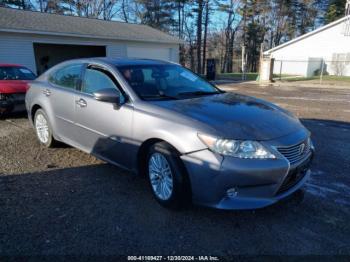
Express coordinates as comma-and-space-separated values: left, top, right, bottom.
273, 59, 350, 82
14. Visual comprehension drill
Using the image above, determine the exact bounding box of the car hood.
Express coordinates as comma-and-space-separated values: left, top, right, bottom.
151, 92, 305, 140
0, 80, 30, 94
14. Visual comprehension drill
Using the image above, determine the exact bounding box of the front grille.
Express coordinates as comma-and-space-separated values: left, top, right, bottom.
277, 138, 311, 165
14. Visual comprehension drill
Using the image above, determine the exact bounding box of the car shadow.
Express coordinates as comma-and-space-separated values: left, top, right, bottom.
0, 109, 27, 120
1, 118, 349, 254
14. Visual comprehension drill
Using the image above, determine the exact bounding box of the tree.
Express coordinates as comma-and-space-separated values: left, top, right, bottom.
135, 0, 175, 31
0, 0, 35, 9
325, 0, 346, 23
195, 0, 204, 73
173, 0, 188, 65
217, 0, 240, 73
184, 15, 196, 70
201, 0, 210, 74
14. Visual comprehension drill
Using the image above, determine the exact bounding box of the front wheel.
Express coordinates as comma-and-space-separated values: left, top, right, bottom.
34, 109, 56, 148
147, 142, 191, 209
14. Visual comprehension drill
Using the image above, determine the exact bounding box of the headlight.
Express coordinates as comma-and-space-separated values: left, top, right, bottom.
308, 136, 315, 150
198, 134, 276, 159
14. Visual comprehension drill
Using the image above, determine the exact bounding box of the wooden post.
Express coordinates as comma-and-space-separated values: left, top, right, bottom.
269, 58, 275, 81
279, 61, 283, 81
242, 45, 246, 80
319, 60, 325, 84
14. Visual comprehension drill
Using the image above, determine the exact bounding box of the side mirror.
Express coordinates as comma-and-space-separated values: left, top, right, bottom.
93, 88, 122, 107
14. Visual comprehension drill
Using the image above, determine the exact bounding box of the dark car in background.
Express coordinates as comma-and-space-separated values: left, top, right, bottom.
0, 64, 36, 115
25, 58, 314, 210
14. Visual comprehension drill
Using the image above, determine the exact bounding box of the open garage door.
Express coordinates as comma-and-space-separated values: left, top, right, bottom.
33, 43, 106, 75
127, 46, 171, 61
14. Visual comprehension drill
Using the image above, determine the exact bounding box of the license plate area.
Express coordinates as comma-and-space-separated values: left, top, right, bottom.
277, 155, 312, 194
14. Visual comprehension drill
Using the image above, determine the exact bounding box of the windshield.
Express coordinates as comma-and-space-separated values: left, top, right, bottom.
116, 64, 221, 100
0, 66, 36, 80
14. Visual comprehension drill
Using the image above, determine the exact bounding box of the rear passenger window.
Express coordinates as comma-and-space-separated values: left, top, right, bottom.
50, 64, 82, 89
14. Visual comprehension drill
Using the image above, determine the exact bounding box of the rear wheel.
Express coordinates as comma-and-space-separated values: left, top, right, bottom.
147, 142, 191, 209
34, 109, 56, 148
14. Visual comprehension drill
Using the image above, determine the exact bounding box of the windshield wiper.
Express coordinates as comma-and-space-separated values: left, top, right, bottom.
177, 91, 221, 97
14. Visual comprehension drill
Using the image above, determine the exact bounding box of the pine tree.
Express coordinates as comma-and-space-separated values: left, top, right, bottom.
325, 0, 346, 23
136, 0, 175, 31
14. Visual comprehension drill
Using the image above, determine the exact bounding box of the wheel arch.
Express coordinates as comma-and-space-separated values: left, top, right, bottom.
30, 104, 42, 123
137, 138, 168, 176
30, 103, 58, 141
137, 137, 192, 195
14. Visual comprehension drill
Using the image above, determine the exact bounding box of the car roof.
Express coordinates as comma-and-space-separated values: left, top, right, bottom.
70, 57, 174, 67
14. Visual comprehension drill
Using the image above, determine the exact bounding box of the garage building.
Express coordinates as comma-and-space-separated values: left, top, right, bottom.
0, 7, 181, 75
264, 15, 350, 77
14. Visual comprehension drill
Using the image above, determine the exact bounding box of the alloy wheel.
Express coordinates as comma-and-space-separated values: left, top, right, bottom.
35, 113, 49, 144
148, 152, 174, 200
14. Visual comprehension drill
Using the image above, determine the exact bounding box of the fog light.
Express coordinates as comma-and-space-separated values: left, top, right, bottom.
226, 188, 238, 198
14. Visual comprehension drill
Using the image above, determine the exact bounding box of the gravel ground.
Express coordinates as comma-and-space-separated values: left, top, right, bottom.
0, 84, 350, 257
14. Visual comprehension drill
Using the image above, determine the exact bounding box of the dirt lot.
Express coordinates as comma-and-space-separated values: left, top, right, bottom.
1, 83, 350, 257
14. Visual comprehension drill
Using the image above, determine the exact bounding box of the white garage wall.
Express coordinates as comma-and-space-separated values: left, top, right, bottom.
269, 19, 350, 76
126, 42, 179, 62
106, 44, 127, 58
127, 46, 171, 61
0, 32, 179, 73
0, 33, 36, 72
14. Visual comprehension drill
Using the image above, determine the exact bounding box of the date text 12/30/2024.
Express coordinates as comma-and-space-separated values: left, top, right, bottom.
127, 256, 220, 261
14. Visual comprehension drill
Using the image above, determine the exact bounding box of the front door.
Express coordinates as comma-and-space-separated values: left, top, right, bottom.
73, 65, 134, 169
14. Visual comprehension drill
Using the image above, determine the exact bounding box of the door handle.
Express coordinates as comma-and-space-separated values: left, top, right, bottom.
76, 98, 87, 107
42, 89, 51, 96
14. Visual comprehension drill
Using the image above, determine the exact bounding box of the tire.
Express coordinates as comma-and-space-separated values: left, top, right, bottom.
147, 142, 191, 209
34, 109, 56, 148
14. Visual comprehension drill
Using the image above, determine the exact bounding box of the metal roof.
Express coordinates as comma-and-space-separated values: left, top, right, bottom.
0, 7, 182, 44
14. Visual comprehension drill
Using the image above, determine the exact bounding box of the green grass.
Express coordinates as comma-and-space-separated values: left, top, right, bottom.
280, 75, 350, 82
273, 74, 298, 78
218, 72, 259, 81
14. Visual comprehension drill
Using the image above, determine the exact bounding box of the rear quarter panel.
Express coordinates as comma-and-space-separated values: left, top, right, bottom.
25, 81, 55, 131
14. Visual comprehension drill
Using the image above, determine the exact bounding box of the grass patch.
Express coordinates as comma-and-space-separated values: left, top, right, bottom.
280, 75, 350, 82
218, 72, 258, 81
273, 74, 298, 78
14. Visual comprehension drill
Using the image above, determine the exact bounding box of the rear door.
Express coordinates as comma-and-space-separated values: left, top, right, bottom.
47, 63, 83, 144
73, 64, 134, 168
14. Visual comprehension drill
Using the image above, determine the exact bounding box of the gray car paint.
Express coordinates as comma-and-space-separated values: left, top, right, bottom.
25, 58, 314, 210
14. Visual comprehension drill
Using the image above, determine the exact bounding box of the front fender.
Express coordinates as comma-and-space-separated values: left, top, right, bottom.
133, 110, 207, 154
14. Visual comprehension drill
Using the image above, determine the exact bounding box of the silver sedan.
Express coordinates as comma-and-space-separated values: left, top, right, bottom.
25, 58, 314, 210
